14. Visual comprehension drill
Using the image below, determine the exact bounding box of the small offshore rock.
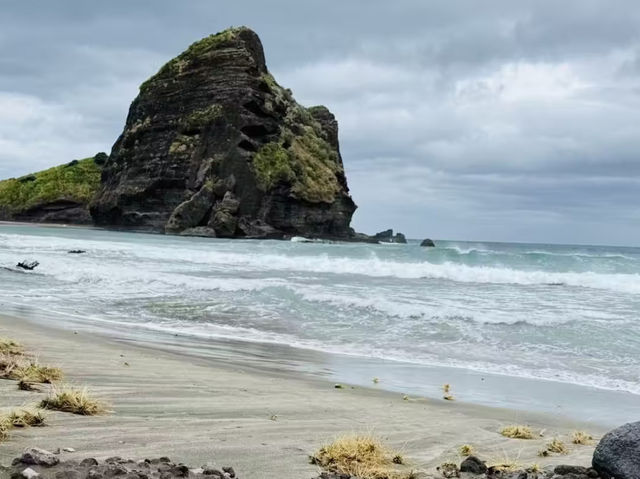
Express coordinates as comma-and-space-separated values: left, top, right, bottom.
17, 448, 60, 467
420, 238, 435, 247
460, 455, 487, 474
16, 260, 39, 271
593, 421, 640, 479
67, 250, 86, 254
80, 458, 99, 467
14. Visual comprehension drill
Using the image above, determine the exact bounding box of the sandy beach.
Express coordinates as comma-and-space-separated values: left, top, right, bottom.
0, 314, 607, 477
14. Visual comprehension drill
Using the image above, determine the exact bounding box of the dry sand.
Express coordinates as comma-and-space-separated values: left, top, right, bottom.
0, 315, 606, 478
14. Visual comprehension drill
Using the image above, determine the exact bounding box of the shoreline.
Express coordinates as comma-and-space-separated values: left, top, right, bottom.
0, 314, 607, 477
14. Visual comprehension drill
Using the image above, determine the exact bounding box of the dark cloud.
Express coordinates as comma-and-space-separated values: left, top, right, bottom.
0, 1, 639, 244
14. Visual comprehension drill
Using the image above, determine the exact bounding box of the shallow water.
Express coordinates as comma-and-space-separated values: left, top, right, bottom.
1, 224, 639, 423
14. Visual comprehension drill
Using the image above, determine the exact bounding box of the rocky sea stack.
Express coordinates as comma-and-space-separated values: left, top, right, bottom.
91, 26, 356, 239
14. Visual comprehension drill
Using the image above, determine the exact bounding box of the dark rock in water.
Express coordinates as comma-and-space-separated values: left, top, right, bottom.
68, 250, 86, 254
374, 229, 407, 244
593, 421, 640, 479
17, 260, 39, 271
460, 455, 487, 474
14, 448, 60, 467
420, 238, 435, 247
91, 27, 357, 240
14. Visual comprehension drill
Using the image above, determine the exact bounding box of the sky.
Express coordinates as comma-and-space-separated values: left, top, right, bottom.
1, 1, 640, 245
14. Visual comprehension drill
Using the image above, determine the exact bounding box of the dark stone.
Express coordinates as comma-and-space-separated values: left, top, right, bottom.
91, 27, 357, 240
394, 232, 407, 244
373, 229, 407, 244
593, 421, 640, 479
80, 458, 100, 467
16, 448, 60, 467
420, 238, 436, 247
17, 260, 39, 270
460, 455, 487, 474
555, 466, 589, 475
222, 467, 235, 478
68, 250, 86, 254
202, 468, 224, 477
65, 160, 79, 168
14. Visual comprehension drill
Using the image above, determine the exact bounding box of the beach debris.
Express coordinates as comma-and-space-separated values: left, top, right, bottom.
500, 424, 534, 439
459, 455, 487, 474
593, 421, 640, 479
372, 377, 379, 384
442, 383, 454, 401
13, 448, 60, 467
16, 260, 39, 271
402, 394, 409, 401
458, 444, 474, 457
334, 383, 344, 389
0, 337, 24, 355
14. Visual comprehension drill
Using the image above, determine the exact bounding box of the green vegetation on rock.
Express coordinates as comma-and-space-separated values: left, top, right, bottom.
180, 104, 223, 132
140, 27, 246, 93
0, 157, 102, 214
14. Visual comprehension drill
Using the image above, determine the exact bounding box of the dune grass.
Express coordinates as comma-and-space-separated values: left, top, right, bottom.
572, 431, 593, 445
500, 425, 534, 439
459, 444, 474, 456
311, 434, 413, 479
0, 337, 23, 356
40, 385, 108, 416
0, 354, 63, 383
545, 438, 568, 455
0, 407, 47, 443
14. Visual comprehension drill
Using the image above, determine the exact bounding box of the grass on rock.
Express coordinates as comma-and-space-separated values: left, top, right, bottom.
500, 425, 534, 439
311, 434, 413, 479
40, 385, 108, 416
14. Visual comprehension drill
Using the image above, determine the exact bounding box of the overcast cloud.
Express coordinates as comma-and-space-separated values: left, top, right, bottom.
1, 1, 639, 245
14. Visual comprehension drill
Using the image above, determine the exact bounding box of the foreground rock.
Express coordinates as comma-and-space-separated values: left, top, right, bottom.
91, 27, 357, 240
593, 421, 640, 479
16, 260, 39, 271
5, 454, 240, 479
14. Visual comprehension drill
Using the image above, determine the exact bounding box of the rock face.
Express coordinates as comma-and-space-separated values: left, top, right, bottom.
593, 421, 640, 479
91, 27, 356, 239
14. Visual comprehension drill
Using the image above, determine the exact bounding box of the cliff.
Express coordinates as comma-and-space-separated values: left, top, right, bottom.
0, 155, 105, 224
90, 27, 357, 239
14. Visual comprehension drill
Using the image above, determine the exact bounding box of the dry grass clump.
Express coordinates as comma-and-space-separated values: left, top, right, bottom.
0, 337, 23, 355
572, 431, 593, 445
5, 408, 46, 428
545, 438, 568, 455
0, 354, 63, 383
459, 444, 474, 456
489, 461, 520, 472
437, 462, 460, 478
40, 385, 108, 416
500, 425, 534, 439
442, 383, 454, 401
311, 434, 412, 479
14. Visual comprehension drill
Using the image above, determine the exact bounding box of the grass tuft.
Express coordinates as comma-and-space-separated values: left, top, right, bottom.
311, 434, 412, 479
40, 385, 108, 416
572, 430, 593, 445
0, 354, 63, 383
6, 408, 46, 428
500, 425, 534, 439
459, 444, 474, 456
545, 438, 568, 455
0, 337, 23, 355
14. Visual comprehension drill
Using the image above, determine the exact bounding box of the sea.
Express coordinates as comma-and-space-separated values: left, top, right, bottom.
1, 224, 639, 426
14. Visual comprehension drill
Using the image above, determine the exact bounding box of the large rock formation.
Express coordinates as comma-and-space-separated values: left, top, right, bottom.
593, 421, 640, 479
91, 27, 357, 239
